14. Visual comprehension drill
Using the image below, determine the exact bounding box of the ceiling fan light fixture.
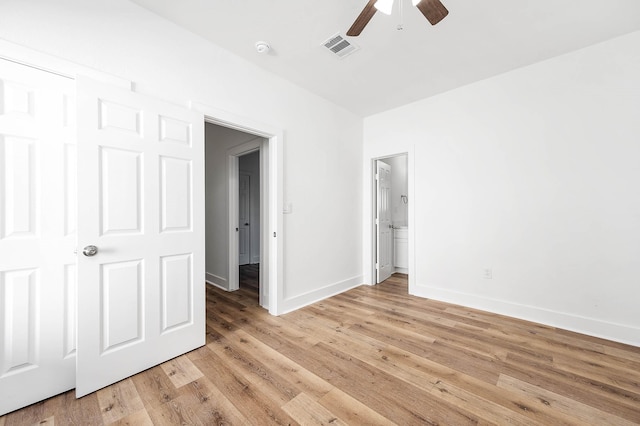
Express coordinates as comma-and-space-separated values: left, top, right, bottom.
374, 0, 394, 15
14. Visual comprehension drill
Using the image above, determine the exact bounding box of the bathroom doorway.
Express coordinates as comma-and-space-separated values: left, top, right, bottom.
374, 153, 409, 284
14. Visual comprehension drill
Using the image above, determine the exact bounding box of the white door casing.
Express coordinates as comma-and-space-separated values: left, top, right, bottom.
238, 172, 251, 266
376, 161, 392, 283
75, 76, 205, 397
0, 59, 76, 415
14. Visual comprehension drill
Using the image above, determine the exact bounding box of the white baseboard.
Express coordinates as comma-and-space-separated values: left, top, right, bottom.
410, 284, 640, 347
206, 272, 228, 291
279, 275, 364, 315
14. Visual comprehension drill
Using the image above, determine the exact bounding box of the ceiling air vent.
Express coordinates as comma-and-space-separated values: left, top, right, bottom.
322, 33, 359, 59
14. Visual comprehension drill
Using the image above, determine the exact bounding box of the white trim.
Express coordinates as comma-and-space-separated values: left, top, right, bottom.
0, 39, 130, 88
279, 276, 364, 315
206, 272, 227, 289
412, 284, 640, 347
206, 281, 230, 291
191, 102, 284, 316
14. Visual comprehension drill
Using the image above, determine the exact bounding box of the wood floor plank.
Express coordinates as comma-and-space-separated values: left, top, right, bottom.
160, 355, 204, 389
45, 391, 103, 426
502, 352, 640, 422
315, 316, 572, 425
3, 274, 640, 425
350, 321, 501, 384
317, 388, 396, 426
552, 352, 640, 395
145, 398, 203, 426
191, 346, 299, 425
96, 378, 145, 424
291, 341, 482, 424
498, 374, 638, 426
130, 365, 179, 410
168, 376, 249, 425
205, 334, 302, 406
399, 313, 554, 364
363, 342, 580, 425
108, 408, 154, 426
282, 392, 349, 426
227, 327, 335, 400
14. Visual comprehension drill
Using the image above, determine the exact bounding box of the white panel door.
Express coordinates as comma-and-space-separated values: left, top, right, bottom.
376, 161, 392, 283
238, 172, 251, 266
0, 59, 76, 415
76, 77, 205, 397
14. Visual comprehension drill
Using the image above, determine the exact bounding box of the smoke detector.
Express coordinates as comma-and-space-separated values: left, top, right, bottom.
255, 41, 271, 54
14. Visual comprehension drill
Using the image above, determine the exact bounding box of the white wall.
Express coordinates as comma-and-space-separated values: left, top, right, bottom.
363, 31, 640, 346
0, 0, 363, 314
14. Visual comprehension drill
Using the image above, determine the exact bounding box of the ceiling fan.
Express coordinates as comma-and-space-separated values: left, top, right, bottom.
347, 0, 448, 36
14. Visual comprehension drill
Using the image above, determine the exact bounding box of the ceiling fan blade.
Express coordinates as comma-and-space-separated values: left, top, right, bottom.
347, 0, 378, 36
415, 0, 449, 25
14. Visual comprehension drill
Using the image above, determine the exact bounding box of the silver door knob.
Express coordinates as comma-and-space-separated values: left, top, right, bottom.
83, 245, 98, 257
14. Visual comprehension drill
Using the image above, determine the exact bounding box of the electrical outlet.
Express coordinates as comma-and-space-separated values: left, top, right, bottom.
483, 268, 492, 279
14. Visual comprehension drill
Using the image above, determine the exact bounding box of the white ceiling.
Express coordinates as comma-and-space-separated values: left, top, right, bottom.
131, 0, 640, 116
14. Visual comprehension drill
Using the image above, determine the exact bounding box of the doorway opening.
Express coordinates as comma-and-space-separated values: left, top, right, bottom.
203, 118, 278, 311
372, 153, 409, 285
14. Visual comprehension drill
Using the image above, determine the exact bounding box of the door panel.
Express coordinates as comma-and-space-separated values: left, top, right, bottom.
99, 147, 143, 235
160, 156, 192, 232
100, 260, 144, 352
63, 264, 77, 358
1, 268, 38, 371
160, 253, 192, 331
376, 161, 393, 283
2, 136, 35, 238
0, 59, 76, 416
76, 76, 205, 397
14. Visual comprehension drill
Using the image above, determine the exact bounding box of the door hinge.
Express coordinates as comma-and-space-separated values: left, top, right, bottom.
375, 263, 379, 270
375, 173, 379, 180
273, 232, 277, 238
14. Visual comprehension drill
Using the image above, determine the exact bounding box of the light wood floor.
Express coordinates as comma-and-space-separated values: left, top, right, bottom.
2, 274, 640, 425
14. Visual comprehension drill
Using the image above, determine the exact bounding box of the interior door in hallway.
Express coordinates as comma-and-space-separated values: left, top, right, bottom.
75, 76, 205, 397
376, 161, 392, 283
238, 172, 251, 265
0, 59, 76, 415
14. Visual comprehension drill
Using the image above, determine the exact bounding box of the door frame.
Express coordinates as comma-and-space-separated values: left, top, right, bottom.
192, 102, 283, 315
370, 152, 412, 289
